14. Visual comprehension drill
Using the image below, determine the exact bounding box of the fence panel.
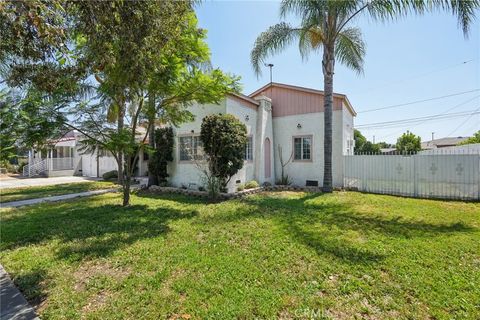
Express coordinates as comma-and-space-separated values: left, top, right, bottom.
344, 151, 479, 200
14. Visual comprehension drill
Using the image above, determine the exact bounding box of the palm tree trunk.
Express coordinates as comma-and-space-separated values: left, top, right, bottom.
322, 43, 335, 192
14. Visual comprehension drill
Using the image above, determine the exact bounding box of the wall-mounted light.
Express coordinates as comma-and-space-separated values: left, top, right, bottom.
191, 130, 194, 134
297, 123, 302, 129
245, 115, 250, 121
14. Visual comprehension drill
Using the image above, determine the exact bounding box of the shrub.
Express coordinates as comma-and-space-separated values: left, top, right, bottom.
245, 180, 259, 189
200, 114, 247, 192
237, 184, 245, 191
102, 170, 118, 180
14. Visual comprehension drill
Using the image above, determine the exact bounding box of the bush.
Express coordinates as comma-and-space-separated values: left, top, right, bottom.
245, 180, 259, 189
200, 114, 247, 191
102, 170, 118, 180
237, 184, 245, 191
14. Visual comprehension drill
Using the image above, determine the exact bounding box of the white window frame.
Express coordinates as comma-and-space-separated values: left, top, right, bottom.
293, 135, 313, 162
178, 135, 204, 162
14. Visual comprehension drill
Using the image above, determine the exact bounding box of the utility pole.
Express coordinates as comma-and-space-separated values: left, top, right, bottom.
373, 135, 375, 144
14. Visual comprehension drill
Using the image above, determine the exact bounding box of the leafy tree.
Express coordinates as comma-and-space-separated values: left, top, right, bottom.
68, 3, 239, 205
200, 114, 247, 194
0, 88, 68, 163
377, 141, 394, 149
251, 0, 478, 192
148, 128, 174, 185
396, 131, 421, 153
354, 129, 380, 153
354, 129, 367, 153
458, 130, 480, 145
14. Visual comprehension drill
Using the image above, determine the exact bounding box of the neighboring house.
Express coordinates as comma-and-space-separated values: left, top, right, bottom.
421, 136, 470, 150
24, 130, 149, 178
419, 143, 480, 155
380, 148, 397, 155
24, 82, 356, 192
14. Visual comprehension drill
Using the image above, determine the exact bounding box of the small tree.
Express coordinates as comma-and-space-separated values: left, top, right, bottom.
396, 131, 421, 154
200, 114, 247, 193
354, 129, 380, 154
458, 130, 480, 145
148, 127, 174, 185
277, 144, 293, 185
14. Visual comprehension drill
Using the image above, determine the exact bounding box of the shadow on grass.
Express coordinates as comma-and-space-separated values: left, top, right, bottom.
1, 201, 198, 261
197, 191, 475, 265
12, 268, 49, 309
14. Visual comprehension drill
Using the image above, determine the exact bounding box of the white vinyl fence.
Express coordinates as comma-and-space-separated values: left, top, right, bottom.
344, 150, 480, 200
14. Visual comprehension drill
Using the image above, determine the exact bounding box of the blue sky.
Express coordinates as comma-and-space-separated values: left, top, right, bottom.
196, 1, 480, 144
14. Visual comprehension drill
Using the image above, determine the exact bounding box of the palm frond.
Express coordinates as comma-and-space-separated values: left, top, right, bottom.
280, 0, 328, 20
298, 27, 324, 60
335, 27, 366, 75
368, 0, 479, 36
250, 22, 300, 76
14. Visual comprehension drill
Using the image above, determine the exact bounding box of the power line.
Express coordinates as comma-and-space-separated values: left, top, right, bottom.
374, 95, 480, 140
357, 89, 480, 114
446, 106, 480, 137
356, 109, 480, 129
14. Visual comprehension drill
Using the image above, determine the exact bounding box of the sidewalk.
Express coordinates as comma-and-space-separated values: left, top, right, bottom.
0, 189, 118, 208
0, 176, 102, 190
0, 265, 39, 320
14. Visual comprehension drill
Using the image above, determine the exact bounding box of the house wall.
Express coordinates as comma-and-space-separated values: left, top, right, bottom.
272, 109, 345, 187
168, 100, 227, 190
252, 85, 345, 118
167, 97, 263, 192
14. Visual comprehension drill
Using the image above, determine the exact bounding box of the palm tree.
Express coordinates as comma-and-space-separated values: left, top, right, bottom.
251, 0, 478, 192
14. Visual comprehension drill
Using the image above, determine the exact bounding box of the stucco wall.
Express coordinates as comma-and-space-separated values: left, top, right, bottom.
272, 109, 345, 187
167, 98, 258, 192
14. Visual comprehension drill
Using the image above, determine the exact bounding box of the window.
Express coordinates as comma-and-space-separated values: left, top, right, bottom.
245, 136, 253, 161
293, 136, 312, 161
179, 135, 204, 161
53, 146, 72, 158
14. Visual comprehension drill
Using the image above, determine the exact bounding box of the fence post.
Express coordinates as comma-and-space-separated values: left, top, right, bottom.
413, 154, 418, 197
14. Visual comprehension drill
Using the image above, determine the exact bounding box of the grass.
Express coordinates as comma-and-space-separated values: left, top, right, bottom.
0, 181, 117, 203
0, 191, 479, 319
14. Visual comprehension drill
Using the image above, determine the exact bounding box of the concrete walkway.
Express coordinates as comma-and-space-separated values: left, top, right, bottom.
0, 265, 39, 320
0, 188, 118, 208
0, 176, 102, 190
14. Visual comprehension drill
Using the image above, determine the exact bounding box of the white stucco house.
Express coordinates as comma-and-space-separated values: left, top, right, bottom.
24, 82, 356, 192
168, 82, 356, 191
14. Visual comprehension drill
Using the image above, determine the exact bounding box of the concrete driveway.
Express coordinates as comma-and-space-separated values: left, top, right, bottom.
0, 176, 101, 189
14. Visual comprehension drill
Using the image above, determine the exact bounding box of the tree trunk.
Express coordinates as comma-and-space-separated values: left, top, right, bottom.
123, 167, 131, 206
322, 43, 335, 193
122, 154, 132, 206
117, 100, 125, 185
147, 93, 157, 186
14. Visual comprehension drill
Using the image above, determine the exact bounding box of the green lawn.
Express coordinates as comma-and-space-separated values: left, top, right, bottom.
0, 191, 479, 319
0, 181, 117, 203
